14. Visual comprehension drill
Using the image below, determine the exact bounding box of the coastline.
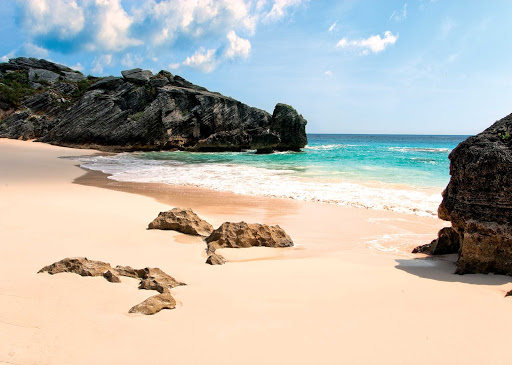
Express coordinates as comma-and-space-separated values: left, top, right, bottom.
1, 138, 512, 364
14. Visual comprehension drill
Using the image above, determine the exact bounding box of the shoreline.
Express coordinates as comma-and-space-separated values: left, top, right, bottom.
1, 138, 512, 365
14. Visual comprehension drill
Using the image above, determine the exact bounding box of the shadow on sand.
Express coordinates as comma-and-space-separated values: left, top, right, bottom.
395, 255, 512, 286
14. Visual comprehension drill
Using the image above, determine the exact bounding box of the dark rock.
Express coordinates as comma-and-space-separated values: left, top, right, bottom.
28, 68, 60, 84
148, 208, 214, 236
206, 253, 227, 265
0, 57, 307, 153
38, 257, 112, 276
412, 242, 433, 254
129, 293, 176, 315
439, 112, 512, 275
412, 227, 460, 255
506, 289, 512, 298
39, 257, 185, 315
103, 270, 121, 283
205, 222, 294, 250
121, 68, 153, 84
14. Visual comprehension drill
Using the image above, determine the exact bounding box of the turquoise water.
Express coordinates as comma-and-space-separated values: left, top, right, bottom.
80, 134, 469, 217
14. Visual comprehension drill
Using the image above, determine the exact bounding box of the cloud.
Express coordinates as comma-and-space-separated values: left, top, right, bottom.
91, 54, 113, 74
324, 70, 333, 77
440, 17, 456, 38
225, 31, 251, 59
182, 48, 218, 73
389, 3, 407, 22
22, 42, 49, 58
265, 0, 303, 21
1, 51, 16, 63
336, 31, 398, 55
328, 22, 337, 32
121, 53, 144, 68
70, 62, 84, 72
168, 63, 180, 70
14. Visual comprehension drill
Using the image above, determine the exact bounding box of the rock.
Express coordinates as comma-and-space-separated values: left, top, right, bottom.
412, 227, 460, 255
148, 208, 214, 236
38, 257, 112, 276
28, 68, 60, 84
128, 293, 176, 315
439, 112, 512, 275
206, 253, 227, 265
121, 68, 153, 84
0, 57, 307, 153
506, 289, 512, 298
39, 258, 185, 315
205, 222, 294, 250
269, 103, 308, 151
103, 270, 121, 283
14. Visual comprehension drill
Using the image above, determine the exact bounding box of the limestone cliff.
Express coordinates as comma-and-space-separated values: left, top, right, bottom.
0, 57, 307, 152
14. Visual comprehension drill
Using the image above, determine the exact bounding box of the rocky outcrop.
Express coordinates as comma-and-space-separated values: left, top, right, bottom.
205, 222, 294, 251
148, 208, 214, 236
437, 113, 512, 275
412, 227, 460, 255
39, 257, 185, 315
0, 57, 307, 152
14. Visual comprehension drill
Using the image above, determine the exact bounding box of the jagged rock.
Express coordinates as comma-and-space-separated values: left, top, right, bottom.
412, 227, 460, 255
205, 222, 294, 250
103, 270, 121, 283
439, 113, 512, 275
0, 57, 307, 152
148, 208, 214, 236
506, 289, 512, 298
39, 258, 185, 315
206, 253, 227, 265
38, 257, 112, 276
28, 68, 60, 84
129, 293, 176, 315
121, 68, 153, 84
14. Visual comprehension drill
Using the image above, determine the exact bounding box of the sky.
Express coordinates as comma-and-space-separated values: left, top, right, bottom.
1, 0, 511, 135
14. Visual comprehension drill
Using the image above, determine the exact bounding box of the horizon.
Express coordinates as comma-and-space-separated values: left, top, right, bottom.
1, 1, 511, 135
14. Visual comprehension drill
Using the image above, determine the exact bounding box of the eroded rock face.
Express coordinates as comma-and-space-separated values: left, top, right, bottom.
148, 208, 214, 236
205, 222, 294, 250
438, 113, 512, 275
0, 57, 307, 152
412, 227, 460, 255
39, 258, 185, 315
128, 293, 176, 315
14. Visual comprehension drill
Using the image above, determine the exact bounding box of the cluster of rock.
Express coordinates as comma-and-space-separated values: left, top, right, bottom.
39, 257, 185, 315
414, 112, 512, 282
0, 57, 307, 153
148, 208, 294, 265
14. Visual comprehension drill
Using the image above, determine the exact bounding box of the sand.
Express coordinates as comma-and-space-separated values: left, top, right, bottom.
1, 138, 511, 365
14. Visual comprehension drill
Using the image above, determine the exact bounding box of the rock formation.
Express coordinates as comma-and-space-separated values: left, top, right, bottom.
0, 57, 308, 153
39, 257, 185, 315
205, 222, 294, 251
148, 208, 214, 236
412, 227, 460, 255
436, 112, 512, 275
206, 253, 228, 265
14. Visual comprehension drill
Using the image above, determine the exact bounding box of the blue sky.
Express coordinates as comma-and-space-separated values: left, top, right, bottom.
1, 0, 511, 134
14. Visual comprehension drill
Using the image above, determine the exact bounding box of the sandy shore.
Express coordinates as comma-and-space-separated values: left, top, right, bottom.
1, 139, 511, 364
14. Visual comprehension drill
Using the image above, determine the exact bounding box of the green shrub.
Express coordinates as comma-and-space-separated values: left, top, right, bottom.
0, 70, 36, 107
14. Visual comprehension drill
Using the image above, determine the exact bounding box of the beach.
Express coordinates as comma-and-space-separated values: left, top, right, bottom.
1, 138, 511, 365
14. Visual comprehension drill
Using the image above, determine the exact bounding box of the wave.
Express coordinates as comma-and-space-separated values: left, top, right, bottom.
388, 147, 451, 153
304, 144, 356, 151
79, 154, 443, 218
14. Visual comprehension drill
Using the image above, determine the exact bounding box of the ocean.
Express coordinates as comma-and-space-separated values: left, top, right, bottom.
79, 134, 468, 217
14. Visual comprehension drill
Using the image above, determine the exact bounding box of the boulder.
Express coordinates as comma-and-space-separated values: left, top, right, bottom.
412, 227, 460, 255
206, 253, 228, 265
121, 68, 153, 84
28, 68, 60, 84
439, 112, 512, 274
62, 71, 86, 82
205, 222, 294, 250
148, 208, 214, 236
38, 257, 112, 276
270, 103, 308, 151
137, 267, 186, 293
103, 270, 121, 283
129, 293, 176, 315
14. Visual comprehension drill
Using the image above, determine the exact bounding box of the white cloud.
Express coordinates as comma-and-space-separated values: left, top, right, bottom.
22, 42, 49, 58
265, 0, 303, 21
336, 31, 398, 55
168, 63, 180, 70
324, 70, 333, 77
121, 53, 143, 68
225, 31, 251, 59
182, 48, 218, 73
70, 62, 84, 72
18, 0, 85, 39
440, 17, 456, 38
91, 54, 113, 74
328, 22, 337, 32
1, 51, 16, 62
389, 3, 407, 22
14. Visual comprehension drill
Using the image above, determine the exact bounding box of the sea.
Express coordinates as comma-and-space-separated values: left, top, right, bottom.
78, 134, 469, 218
